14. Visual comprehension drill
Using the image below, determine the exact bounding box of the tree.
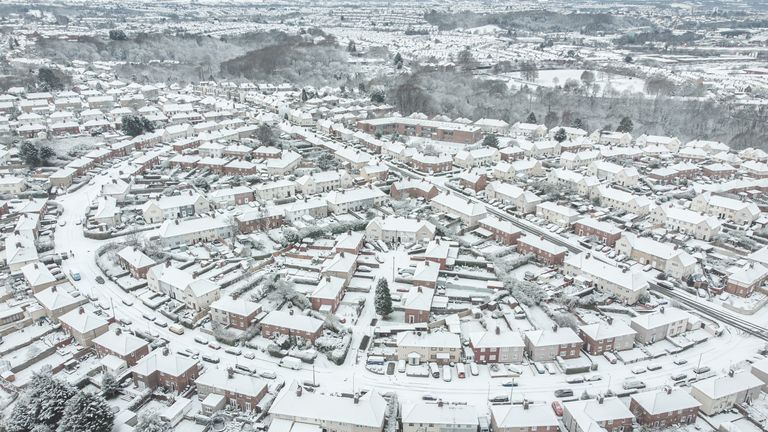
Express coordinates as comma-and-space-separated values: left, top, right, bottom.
374, 278, 393, 318
256, 124, 276, 146
57, 392, 114, 432
455, 48, 477, 71
134, 414, 171, 432
347, 40, 356, 53
624, 54, 634, 63
19, 141, 40, 167
616, 116, 634, 133
553, 128, 567, 143
101, 372, 119, 398
5, 371, 77, 432
370, 87, 386, 103
580, 70, 595, 86
37, 68, 63, 92
121, 115, 154, 137
543, 111, 559, 129
571, 118, 585, 130
482, 133, 499, 148
317, 153, 339, 171
38, 145, 54, 163
108, 29, 127, 41
526, 112, 537, 123
393, 52, 403, 68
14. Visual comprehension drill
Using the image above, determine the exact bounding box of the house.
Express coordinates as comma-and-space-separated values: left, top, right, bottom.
596, 186, 653, 216
156, 216, 232, 247
511, 122, 547, 139
269, 381, 387, 432
116, 246, 156, 279
562, 397, 634, 432
178, 278, 221, 312
517, 235, 567, 266
93, 328, 150, 366
636, 134, 681, 152
34, 286, 82, 322
325, 187, 387, 214
210, 296, 262, 330
650, 205, 722, 241
254, 179, 295, 201
0, 176, 27, 194
5, 234, 38, 271
616, 233, 697, 279
630, 388, 700, 427
357, 117, 482, 144
469, 327, 525, 364
402, 402, 478, 432
132, 350, 199, 393
691, 192, 760, 225
235, 207, 285, 233
260, 310, 324, 343
536, 202, 580, 227
141, 192, 210, 223
588, 160, 639, 187
295, 170, 353, 195
573, 218, 622, 246
456, 170, 488, 192
474, 118, 510, 133
410, 153, 453, 173
430, 192, 487, 227
366, 216, 436, 244
396, 331, 461, 365
59, 307, 109, 347
321, 251, 358, 284
564, 254, 649, 305
92, 196, 121, 226
491, 402, 559, 432
310, 276, 346, 313
266, 150, 302, 175
524, 327, 582, 361
485, 181, 541, 214
390, 180, 439, 201
492, 159, 544, 179
454, 148, 499, 168
690, 371, 763, 415
725, 262, 768, 297
21, 262, 60, 293
196, 368, 268, 412
630, 306, 690, 344
578, 320, 636, 355
402, 286, 434, 324
478, 217, 521, 245
207, 186, 255, 208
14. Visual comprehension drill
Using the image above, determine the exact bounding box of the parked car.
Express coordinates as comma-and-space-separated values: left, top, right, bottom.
551, 401, 563, 416
95, 276, 105, 284
673, 358, 688, 365
554, 389, 573, 398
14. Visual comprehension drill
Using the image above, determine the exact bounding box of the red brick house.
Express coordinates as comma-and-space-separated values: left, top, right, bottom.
630, 388, 700, 428
458, 171, 487, 192
479, 217, 521, 245
563, 397, 634, 432
93, 328, 150, 366
573, 218, 623, 247
517, 236, 567, 265
131, 349, 199, 393
260, 310, 324, 343
117, 246, 156, 278
403, 286, 434, 324
725, 263, 768, 297
196, 368, 268, 412
390, 180, 439, 201
235, 208, 284, 233
469, 327, 525, 364
210, 297, 262, 330
309, 276, 345, 313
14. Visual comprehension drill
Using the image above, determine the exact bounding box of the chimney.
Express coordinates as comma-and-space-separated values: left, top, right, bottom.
326, 275, 331, 282
115, 327, 122, 336
606, 316, 613, 325
78, 307, 84, 314
165, 260, 171, 267
227, 367, 234, 378
523, 399, 529, 410
51, 285, 57, 292
660, 306, 665, 314
296, 385, 303, 397
495, 326, 500, 335
598, 395, 604, 404
162, 347, 169, 356
354, 393, 360, 404
34, 263, 38, 269
665, 386, 672, 395
728, 369, 735, 377
552, 324, 558, 332
289, 309, 294, 315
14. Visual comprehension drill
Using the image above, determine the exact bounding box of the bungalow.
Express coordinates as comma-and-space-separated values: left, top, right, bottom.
725, 262, 768, 297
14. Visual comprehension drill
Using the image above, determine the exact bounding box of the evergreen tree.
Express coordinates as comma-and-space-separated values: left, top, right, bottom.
482, 133, 499, 148
571, 118, 585, 130
134, 414, 171, 432
4, 371, 77, 432
375, 278, 393, 318
347, 40, 356, 53
616, 116, 634, 133
101, 372, 119, 398
108, 29, 127, 41
393, 52, 403, 69
553, 127, 567, 143
57, 392, 114, 432
37, 68, 63, 92
526, 112, 537, 123
121, 115, 154, 137
38, 145, 54, 162
256, 124, 275, 146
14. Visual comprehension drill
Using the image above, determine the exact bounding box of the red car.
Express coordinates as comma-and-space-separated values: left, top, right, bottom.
551, 401, 563, 416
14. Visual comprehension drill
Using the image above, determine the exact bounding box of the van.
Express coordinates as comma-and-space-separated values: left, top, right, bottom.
280, 356, 303, 370
429, 362, 440, 378
69, 269, 81, 281
457, 363, 466, 379
442, 366, 452, 382
397, 359, 407, 373
367, 355, 385, 366
169, 324, 184, 335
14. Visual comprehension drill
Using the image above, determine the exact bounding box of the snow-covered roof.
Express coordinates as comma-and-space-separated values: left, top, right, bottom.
402, 403, 478, 426
93, 330, 149, 356
261, 310, 323, 334
631, 389, 700, 415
